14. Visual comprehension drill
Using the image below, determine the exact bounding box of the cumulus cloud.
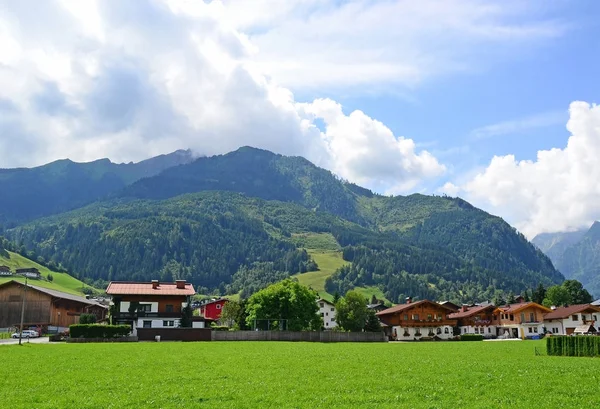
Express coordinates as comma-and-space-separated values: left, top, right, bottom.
0, 0, 450, 193
447, 101, 600, 237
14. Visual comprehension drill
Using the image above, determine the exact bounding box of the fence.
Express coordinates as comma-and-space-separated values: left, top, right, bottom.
547, 336, 600, 357
212, 330, 386, 342
137, 328, 212, 342
66, 336, 138, 343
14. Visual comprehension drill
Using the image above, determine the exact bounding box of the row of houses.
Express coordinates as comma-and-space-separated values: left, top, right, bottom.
375, 297, 600, 340
0, 266, 42, 279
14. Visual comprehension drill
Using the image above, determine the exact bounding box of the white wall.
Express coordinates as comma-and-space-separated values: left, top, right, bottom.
460, 325, 496, 338
392, 325, 454, 340
192, 321, 205, 329
544, 311, 599, 335
318, 300, 337, 329
135, 318, 180, 328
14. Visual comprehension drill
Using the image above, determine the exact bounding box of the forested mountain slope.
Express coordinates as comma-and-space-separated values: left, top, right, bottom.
0, 149, 193, 225
6, 146, 563, 302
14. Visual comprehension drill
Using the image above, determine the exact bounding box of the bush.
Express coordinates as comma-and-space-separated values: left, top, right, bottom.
547, 336, 600, 357
69, 324, 130, 339
211, 324, 230, 331
460, 334, 484, 341
79, 313, 97, 324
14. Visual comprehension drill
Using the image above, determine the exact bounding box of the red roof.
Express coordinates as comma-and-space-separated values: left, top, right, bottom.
448, 304, 495, 319
376, 300, 456, 316
543, 304, 600, 320
106, 281, 195, 296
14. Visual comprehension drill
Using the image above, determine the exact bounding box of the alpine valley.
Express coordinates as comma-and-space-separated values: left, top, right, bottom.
1, 147, 564, 303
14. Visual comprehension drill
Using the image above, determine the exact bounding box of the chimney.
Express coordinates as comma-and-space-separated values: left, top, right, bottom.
176, 280, 186, 289
152, 280, 159, 289
461, 305, 469, 312
406, 296, 412, 304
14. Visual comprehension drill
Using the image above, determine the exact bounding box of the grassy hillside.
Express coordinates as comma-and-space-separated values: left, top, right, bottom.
295, 250, 348, 302
0, 250, 93, 296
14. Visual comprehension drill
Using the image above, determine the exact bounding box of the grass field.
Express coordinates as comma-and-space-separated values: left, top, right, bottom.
294, 250, 348, 301
1, 340, 598, 408
0, 250, 96, 295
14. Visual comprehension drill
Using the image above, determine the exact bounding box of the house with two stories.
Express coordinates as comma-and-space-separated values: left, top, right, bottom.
15, 268, 41, 279
493, 302, 551, 339
543, 304, 600, 335
106, 280, 197, 334
449, 304, 497, 338
377, 298, 457, 340
0, 280, 107, 330
0, 266, 12, 276
317, 298, 337, 329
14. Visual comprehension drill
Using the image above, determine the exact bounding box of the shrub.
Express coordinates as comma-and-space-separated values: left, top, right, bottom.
547, 336, 600, 357
69, 324, 130, 339
460, 334, 484, 341
211, 324, 230, 331
79, 313, 97, 324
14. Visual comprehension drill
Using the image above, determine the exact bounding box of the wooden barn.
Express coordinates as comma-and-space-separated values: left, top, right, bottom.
0, 280, 107, 329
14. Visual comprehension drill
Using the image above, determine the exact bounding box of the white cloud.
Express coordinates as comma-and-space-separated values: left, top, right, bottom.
470, 110, 567, 140
449, 101, 600, 238
0, 0, 565, 194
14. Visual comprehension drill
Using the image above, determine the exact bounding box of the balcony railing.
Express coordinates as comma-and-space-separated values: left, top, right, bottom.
115, 312, 182, 319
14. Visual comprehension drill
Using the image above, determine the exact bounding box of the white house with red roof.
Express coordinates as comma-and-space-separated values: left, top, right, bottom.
106, 280, 196, 333
449, 304, 497, 338
543, 304, 600, 335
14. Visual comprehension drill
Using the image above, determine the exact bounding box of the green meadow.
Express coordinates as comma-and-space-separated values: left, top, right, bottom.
1, 340, 598, 408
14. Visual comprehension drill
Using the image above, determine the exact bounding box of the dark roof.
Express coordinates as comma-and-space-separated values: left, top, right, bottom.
438, 301, 460, 311
543, 304, 600, 320
317, 298, 335, 306
376, 300, 456, 316
448, 304, 495, 319
0, 280, 107, 308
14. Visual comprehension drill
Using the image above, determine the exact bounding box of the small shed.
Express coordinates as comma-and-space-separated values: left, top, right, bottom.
573, 324, 597, 335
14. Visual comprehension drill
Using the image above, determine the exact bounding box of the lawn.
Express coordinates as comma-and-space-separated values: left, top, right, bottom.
294, 250, 348, 301
1, 340, 598, 408
0, 250, 97, 295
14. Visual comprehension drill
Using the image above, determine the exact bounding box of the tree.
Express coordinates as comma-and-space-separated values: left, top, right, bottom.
370, 294, 378, 305
335, 290, 369, 332
47, 273, 53, 282
245, 279, 321, 331
523, 290, 530, 302
220, 300, 242, 328
543, 285, 572, 308
507, 292, 516, 304
332, 291, 340, 304
79, 313, 96, 324
562, 280, 593, 304
180, 302, 193, 327
532, 283, 546, 304
364, 309, 382, 332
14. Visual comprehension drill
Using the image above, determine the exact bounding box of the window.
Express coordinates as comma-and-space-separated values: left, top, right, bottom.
139, 304, 151, 312
572, 315, 579, 321
403, 314, 408, 321
216, 304, 222, 310
552, 328, 558, 334
528, 327, 532, 333
427, 314, 432, 320
444, 328, 449, 334
143, 320, 152, 328
520, 313, 525, 322
412, 314, 419, 321
331, 317, 335, 322
325, 312, 329, 316
163, 320, 169, 326
581, 314, 586, 321
594, 315, 598, 321
510, 314, 514, 321
533, 327, 538, 333
474, 328, 478, 334
530, 313, 535, 322
320, 313, 324, 317
331, 308, 334, 312
165, 304, 173, 313
436, 328, 441, 334
320, 303, 324, 308
326, 322, 329, 327
463, 328, 467, 334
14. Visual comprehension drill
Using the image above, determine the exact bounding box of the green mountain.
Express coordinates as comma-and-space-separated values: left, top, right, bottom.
534, 222, 600, 297
0, 149, 194, 226
6, 147, 563, 303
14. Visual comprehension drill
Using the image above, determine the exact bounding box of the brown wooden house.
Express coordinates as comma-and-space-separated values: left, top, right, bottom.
449, 304, 497, 338
377, 298, 457, 340
0, 280, 108, 330
493, 302, 551, 339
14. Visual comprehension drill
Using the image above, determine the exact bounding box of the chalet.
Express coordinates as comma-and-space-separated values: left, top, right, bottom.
367, 302, 387, 313
543, 304, 600, 335
0, 266, 12, 276
493, 302, 551, 339
106, 280, 196, 333
449, 304, 497, 338
437, 301, 460, 312
377, 298, 457, 340
317, 299, 337, 329
15, 268, 41, 279
0, 280, 107, 330
199, 298, 228, 321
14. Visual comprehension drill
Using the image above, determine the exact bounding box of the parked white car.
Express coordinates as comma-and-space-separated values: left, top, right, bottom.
11, 330, 39, 338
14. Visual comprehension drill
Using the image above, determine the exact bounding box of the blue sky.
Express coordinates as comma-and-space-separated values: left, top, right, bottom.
1, 0, 600, 236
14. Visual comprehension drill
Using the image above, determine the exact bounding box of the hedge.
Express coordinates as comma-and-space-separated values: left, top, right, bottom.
460, 334, 483, 341
547, 336, 600, 357
69, 324, 131, 339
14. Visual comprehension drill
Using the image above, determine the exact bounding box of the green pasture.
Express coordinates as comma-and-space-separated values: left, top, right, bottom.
1, 340, 597, 408
294, 250, 348, 301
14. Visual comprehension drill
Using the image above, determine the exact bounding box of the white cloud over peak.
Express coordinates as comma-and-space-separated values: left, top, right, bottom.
446, 101, 600, 238
0, 0, 447, 193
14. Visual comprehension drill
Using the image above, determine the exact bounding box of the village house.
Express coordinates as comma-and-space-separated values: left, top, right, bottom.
199, 298, 228, 321
0, 265, 12, 276
437, 301, 460, 312
317, 298, 337, 329
106, 280, 197, 334
377, 298, 457, 340
367, 302, 387, 313
543, 304, 600, 335
493, 302, 551, 339
15, 268, 41, 279
449, 304, 497, 338
0, 280, 107, 330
